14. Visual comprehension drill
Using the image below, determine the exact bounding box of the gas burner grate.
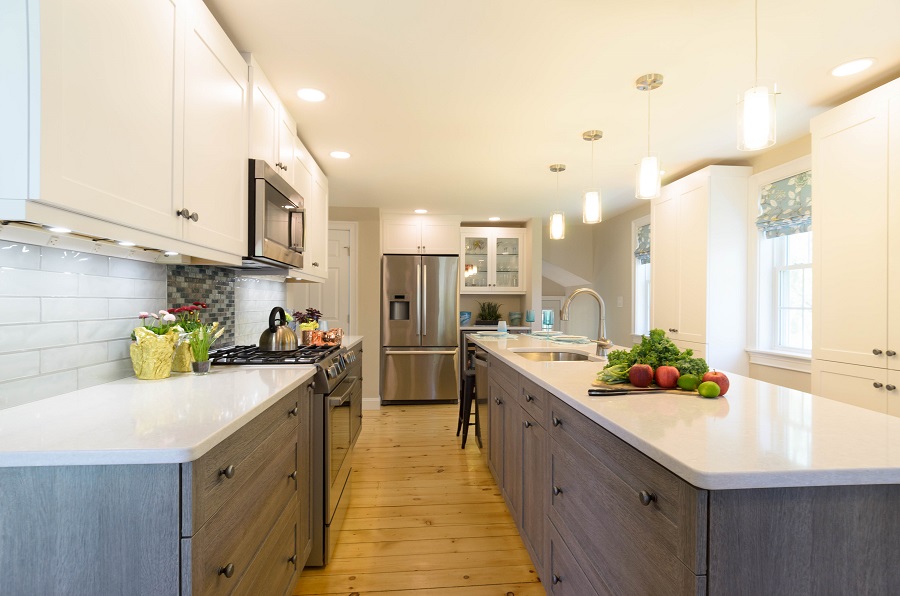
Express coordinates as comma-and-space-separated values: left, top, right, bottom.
208, 344, 340, 365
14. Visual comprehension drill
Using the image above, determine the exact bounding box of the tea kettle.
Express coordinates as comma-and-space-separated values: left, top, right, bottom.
259, 307, 298, 351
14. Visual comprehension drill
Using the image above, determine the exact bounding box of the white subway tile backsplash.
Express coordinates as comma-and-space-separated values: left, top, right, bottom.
0, 298, 41, 324
0, 371, 78, 409
0, 268, 79, 297
0, 352, 41, 382
0, 242, 41, 269
109, 298, 166, 319
78, 319, 136, 343
77, 274, 135, 298
40, 247, 110, 276
77, 359, 134, 391
42, 297, 109, 322
133, 279, 167, 298
108, 339, 132, 360
109, 257, 166, 281
0, 322, 78, 354
40, 343, 108, 374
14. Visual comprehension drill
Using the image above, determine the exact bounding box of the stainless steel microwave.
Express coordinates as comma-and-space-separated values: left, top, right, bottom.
246, 159, 305, 269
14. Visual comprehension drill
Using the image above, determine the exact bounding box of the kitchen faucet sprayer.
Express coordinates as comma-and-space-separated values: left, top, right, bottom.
560, 288, 612, 357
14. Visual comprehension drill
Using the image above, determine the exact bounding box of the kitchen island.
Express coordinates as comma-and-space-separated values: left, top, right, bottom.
473, 335, 900, 595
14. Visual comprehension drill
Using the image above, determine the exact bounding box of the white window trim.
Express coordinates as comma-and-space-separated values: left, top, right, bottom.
631, 214, 651, 345
745, 155, 812, 372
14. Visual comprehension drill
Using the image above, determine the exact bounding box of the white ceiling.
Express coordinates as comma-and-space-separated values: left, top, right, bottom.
206, 0, 900, 222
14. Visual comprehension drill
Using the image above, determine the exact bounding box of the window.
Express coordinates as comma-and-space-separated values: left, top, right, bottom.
772, 231, 812, 351
632, 216, 651, 338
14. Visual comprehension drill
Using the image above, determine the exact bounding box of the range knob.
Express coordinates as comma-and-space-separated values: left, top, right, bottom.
327, 365, 338, 378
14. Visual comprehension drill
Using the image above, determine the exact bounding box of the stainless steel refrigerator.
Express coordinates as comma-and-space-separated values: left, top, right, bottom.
381, 255, 459, 403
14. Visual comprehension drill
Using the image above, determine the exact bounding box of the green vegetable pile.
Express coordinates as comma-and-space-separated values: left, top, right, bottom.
599, 329, 709, 384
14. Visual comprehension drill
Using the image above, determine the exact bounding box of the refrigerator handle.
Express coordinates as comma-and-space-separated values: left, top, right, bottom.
422, 263, 427, 336
416, 262, 421, 336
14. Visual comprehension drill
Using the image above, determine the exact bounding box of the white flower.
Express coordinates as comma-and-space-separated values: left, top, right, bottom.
163, 313, 176, 322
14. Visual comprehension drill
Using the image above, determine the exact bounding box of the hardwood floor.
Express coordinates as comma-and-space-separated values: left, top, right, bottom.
293, 404, 545, 595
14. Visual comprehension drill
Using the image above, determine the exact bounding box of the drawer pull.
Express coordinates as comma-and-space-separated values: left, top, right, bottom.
551, 416, 561, 427
552, 574, 561, 585
888, 350, 897, 357
288, 555, 298, 565
524, 420, 532, 428
219, 563, 235, 578
887, 385, 897, 391
552, 485, 562, 496
873, 348, 883, 355
289, 406, 299, 417
289, 470, 298, 480
495, 397, 502, 405
639, 490, 657, 506
874, 382, 884, 389
525, 393, 534, 402
220, 465, 235, 479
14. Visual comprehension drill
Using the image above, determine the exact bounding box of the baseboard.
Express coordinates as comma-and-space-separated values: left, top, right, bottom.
362, 396, 381, 410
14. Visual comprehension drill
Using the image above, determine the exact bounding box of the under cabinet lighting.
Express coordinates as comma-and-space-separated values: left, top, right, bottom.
46, 226, 71, 234
117, 241, 136, 247
414, 209, 428, 214
488, 217, 500, 221
164, 251, 179, 256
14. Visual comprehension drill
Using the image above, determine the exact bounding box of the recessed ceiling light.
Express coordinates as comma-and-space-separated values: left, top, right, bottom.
297, 88, 326, 102
163, 251, 179, 256
488, 217, 500, 222
118, 241, 136, 247
414, 209, 428, 214
831, 58, 874, 77
46, 226, 71, 234
330, 151, 351, 159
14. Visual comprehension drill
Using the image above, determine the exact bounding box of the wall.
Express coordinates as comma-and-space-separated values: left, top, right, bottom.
541, 221, 599, 338
591, 203, 652, 346
749, 363, 811, 393
330, 207, 380, 407
0, 240, 167, 410
747, 135, 811, 174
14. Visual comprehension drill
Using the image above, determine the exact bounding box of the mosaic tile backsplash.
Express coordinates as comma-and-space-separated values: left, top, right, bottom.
167, 265, 236, 347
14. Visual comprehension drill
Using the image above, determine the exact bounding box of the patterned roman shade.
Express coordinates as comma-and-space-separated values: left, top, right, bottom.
634, 223, 650, 264
756, 171, 812, 239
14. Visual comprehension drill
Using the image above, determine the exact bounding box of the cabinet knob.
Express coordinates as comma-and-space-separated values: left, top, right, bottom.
276, 161, 283, 168
288, 555, 297, 565
220, 465, 235, 479
524, 394, 534, 402
289, 470, 298, 480
551, 574, 561, 585
639, 490, 657, 506
524, 420, 532, 428
873, 348, 884, 355
887, 350, 897, 357
551, 416, 561, 427
312, 262, 320, 267
219, 563, 235, 578
874, 382, 884, 389
672, 328, 678, 333
552, 485, 562, 496
176, 208, 199, 222
887, 385, 897, 391
289, 406, 298, 417
495, 397, 502, 405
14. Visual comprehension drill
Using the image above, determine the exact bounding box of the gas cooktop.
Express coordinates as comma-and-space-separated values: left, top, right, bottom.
208, 344, 341, 365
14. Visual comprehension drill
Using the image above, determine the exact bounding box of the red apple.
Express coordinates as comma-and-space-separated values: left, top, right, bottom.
702, 370, 730, 396
655, 365, 680, 388
628, 364, 654, 388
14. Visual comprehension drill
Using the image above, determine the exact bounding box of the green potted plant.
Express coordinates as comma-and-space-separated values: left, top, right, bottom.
188, 322, 225, 375
476, 301, 502, 325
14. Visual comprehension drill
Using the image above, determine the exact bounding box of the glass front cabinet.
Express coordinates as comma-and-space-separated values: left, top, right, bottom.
460, 227, 526, 293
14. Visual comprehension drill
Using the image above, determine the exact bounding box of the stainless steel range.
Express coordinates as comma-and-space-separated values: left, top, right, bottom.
208, 343, 362, 567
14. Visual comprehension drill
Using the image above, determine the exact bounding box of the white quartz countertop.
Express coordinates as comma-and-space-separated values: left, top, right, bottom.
0, 366, 316, 467
473, 336, 900, 490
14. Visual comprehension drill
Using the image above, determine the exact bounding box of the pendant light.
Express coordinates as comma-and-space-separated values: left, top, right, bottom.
549, 164, 566, 240
737, 0, 777, 151
635, 74, 663, 200
582, 130, 603, 224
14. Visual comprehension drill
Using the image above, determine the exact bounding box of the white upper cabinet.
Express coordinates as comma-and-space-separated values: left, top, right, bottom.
299, 165, 329, 282
247, 58, 295, 184
650, 165, 751, 374
381, 215, 461, 254
460, 227, 526, 294
811, 77, 900, 373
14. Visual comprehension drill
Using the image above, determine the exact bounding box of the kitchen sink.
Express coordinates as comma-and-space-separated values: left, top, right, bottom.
510, 349, 601, 362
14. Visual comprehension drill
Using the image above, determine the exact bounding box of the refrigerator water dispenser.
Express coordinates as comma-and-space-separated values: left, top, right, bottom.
389, 296, 410, 320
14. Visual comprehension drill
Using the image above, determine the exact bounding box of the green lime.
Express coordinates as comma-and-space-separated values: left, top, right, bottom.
677, 374, 701, 391
697, 381, 721, 398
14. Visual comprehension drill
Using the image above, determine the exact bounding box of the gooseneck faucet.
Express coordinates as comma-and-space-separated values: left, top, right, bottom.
560, 288, 613, 357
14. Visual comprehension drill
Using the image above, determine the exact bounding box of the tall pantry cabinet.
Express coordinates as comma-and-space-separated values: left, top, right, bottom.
650, 165, 751, 374
811, 76, 900, 417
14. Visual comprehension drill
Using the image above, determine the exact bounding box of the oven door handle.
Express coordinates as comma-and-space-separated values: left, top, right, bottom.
328, 377, 357, 408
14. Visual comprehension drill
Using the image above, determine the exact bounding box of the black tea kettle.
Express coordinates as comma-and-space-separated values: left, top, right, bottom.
259, 307, 298, 351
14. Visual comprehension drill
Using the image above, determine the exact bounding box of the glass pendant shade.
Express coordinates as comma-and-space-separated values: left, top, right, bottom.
582, 190, 602, 224
635, 155, 661, 199
737, 85, 776, 150
549, 211, 566, 240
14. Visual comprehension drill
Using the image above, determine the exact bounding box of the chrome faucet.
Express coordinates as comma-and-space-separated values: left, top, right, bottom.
560, 288, 613, 357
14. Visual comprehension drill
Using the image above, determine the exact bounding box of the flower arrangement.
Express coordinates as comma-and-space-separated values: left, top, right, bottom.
189, 322, 225, 362
292, 307, 323, 331
137, 310, 180, 336
168, 302, 208, 333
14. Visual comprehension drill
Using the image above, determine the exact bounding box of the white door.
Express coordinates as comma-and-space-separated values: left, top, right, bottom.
322, 228, 351, 333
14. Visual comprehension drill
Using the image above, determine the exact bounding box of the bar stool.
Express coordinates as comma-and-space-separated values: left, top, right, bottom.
456, 368, 478, 448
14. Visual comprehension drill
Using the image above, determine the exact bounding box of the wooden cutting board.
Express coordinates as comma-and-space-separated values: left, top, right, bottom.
590, 380, 687, 395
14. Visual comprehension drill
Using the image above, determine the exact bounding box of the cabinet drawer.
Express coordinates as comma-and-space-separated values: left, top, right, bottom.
232, 495, 298, 596
549, 398, 707, 579
184, 420, 299, 596
546, 520, 600, 596
489, 355, 518, 387
183, 390, 300, 532
518, 375, 548, 424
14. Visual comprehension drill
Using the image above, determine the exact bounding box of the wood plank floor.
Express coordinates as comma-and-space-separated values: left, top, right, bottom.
293, 404, 545, 595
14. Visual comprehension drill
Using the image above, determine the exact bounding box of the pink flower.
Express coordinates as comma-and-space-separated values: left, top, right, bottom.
162, 313, 176, 322
138, 312, 150, 319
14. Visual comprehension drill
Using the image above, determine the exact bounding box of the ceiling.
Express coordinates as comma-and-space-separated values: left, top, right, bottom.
205, 0, 900, 222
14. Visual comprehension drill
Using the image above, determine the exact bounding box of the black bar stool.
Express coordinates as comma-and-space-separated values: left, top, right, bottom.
456, 368, 478, 448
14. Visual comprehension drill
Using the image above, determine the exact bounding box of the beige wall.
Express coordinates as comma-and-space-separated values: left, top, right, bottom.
591, 203, 651, 346
749, 364, 811, 393
330, 207, 381, 405
747, 135, 811, 174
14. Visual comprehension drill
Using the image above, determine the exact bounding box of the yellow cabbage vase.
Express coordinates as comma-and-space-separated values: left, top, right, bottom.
172, 340, 194, 373
130, 328, 178, 380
